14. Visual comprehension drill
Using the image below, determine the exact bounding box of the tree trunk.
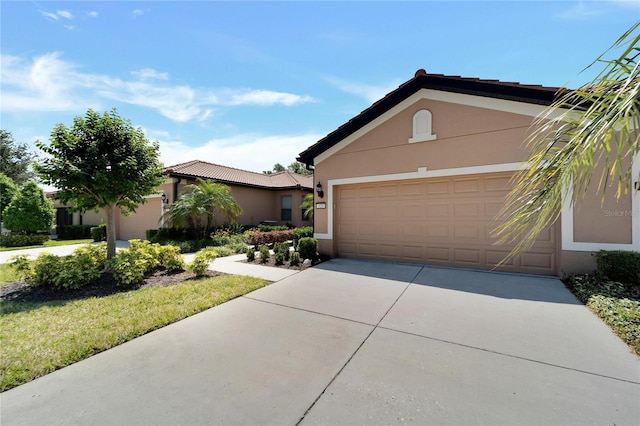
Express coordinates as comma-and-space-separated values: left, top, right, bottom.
105, 204, 117, 260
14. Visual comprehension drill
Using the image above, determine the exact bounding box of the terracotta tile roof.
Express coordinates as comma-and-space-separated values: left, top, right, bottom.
164, 160, 313, 190
298, 69, 565, 164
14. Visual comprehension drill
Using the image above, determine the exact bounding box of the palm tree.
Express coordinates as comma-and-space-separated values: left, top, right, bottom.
301, 193, 314, 220
495, 23, 640, 260
164, 179, 242, 238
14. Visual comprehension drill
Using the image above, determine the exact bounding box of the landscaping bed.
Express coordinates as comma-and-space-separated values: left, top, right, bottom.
1, 268, 222, 304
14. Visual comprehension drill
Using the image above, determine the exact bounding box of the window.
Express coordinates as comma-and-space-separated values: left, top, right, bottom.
281, 195, 292, 221
409, 109, 437, 143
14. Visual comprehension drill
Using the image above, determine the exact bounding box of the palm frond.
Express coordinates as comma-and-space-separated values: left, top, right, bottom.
495, 22, 640, 263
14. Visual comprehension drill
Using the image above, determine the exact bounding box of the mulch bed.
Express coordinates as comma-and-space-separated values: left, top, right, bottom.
242, 254, 329, 270
0, 269, 223, 304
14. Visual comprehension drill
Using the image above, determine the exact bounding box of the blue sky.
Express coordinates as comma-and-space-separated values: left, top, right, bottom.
1, 1, 638, 176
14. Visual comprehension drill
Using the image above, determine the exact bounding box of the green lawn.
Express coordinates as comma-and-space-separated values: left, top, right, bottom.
0, 274, 269, 391
0, 239, 93, 252
0, 263, 20, 284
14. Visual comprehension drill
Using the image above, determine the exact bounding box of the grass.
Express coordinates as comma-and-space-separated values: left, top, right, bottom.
0, 239, 93, 252
566, 274, 640, 356
0, 263, 20, 284
0, 274, 269, 391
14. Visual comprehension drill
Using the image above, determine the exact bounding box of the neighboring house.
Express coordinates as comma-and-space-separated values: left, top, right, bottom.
298, 69, 639, 276
52, 160, 313, 240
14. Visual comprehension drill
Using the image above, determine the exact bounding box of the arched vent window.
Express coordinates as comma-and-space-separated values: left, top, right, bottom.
409, 109, 437, 143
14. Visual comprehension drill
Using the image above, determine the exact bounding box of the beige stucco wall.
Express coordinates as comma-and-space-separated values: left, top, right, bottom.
312, 96, 637, 275
158, 178, 312, 230
313, 100, 535, 239
118, 196, 162, 240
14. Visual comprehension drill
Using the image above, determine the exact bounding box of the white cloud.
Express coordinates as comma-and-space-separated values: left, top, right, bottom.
88, 11, 99, 18
324, 75, 401, 103
38, 9, 73, 21
226, 89, 314, 106
0, 52, 94, 111
132, 9, 144, 17
1, 52, 315, 122
57, 10, 73, 20
38, 10, 60, 21
131, 68, 169, 80
158, 132, 322, 173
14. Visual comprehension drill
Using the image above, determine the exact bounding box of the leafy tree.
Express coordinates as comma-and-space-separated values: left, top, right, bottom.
495, 23, 640, 259
35, 108, 165, 260
264, 161, 312, 175
301, 193, 314, 220
0, 130, 36, 184
164, 178, 242, 238
0, 173, 18, 224
263, 163, 286, 174
3, 181, 54, 233
287, 161, 313, 176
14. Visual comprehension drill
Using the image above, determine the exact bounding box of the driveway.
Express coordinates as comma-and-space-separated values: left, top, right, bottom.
2, 259, 639, 425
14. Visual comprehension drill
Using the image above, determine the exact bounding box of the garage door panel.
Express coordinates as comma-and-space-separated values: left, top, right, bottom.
454, 178, 480, 193
454, 248, 482, 265
401, 183, 424, 196
486, 250, 514, 267
454, 225, 481, 240
426, 181, 449, 194
336, 173, 558, 275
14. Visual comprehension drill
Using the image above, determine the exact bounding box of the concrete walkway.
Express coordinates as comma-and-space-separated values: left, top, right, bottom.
1, 258, 639, 425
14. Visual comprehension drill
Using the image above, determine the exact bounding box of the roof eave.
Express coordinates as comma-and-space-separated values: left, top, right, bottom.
298, 73, 563, 165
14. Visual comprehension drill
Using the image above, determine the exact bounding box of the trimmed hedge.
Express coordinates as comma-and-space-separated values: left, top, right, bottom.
90, 224, 107, 242
595, 250, 640, 286
298, 237, 318, 261
0, 233, 49, 247
293, 226, 313, 248
59, 225, 92, 240
247, 230, 294, 248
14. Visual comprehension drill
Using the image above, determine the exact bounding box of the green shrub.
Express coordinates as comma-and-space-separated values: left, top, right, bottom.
58, 225, 93, 240
298, 237, 318, 261
90, 224, 107, 242
259, 245, 270, 263
595, 250, 640, 286
8, 254, 33, 282
229, 242, 248, 254
111, 240, 161, 287
110, 249, 147, 287
146, 228, 160, 242
293, 226, 313, 249
211, 246, 233, 257
55, 254, 101, 290
10, 247, 104, 290
3, 182, 54, 234
246, 247, 256, 262
30, 253, 62, 287
273, 242, 290, 261
0, 233, 49, 247
289, 252, 300, 267
73, 243, 108, 271
258, 224, 289, 232
158, 245, 185, 272
274, 251, 285, 266
188, 248, 217, 276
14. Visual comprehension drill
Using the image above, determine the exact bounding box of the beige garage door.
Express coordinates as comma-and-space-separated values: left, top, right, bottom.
336, 173, 557, 275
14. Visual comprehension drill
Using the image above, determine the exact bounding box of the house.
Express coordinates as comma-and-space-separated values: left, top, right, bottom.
53, 160, 313, 240
297, 69, 639, 276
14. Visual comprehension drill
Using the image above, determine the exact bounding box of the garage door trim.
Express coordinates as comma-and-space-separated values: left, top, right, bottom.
315, 162, 521, 241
